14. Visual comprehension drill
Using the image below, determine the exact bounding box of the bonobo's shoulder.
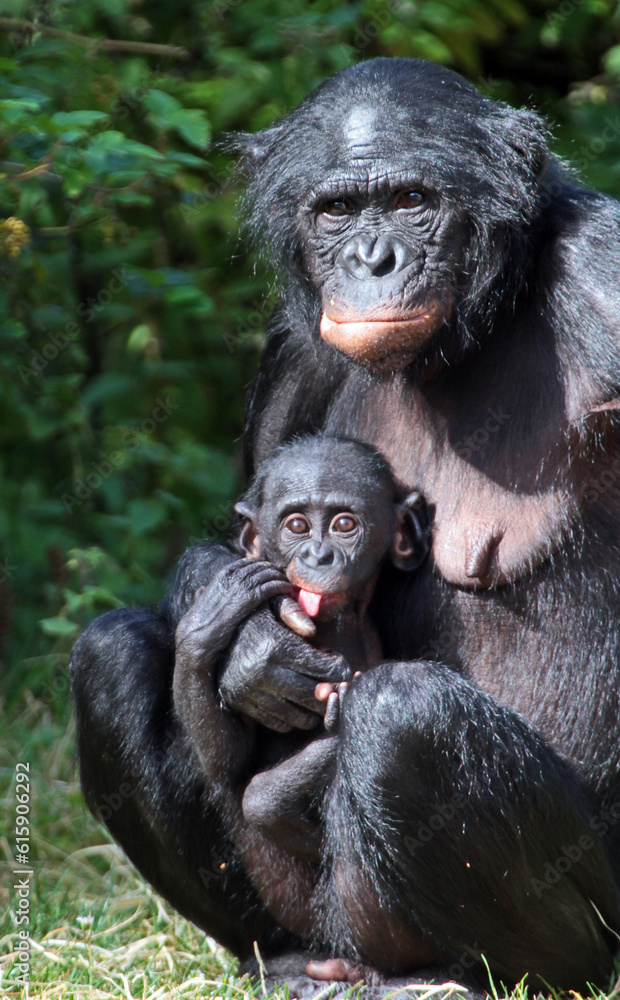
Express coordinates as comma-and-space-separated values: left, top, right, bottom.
546, 185, 620, 287
551, 185, 620, 250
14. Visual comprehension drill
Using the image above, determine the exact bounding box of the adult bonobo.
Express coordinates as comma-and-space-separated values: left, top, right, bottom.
70, 58, 620, 991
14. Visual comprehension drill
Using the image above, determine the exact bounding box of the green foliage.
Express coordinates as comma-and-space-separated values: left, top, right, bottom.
1, 0, 619, 698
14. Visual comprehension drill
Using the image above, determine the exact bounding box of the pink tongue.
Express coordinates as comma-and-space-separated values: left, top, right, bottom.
297, 589, 323, 617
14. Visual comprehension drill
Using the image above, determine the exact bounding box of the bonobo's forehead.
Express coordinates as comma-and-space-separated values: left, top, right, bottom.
342, 105, 382, 158
327, 100, 484, 176
260, 441, 395, 519
294, 60, 501, 193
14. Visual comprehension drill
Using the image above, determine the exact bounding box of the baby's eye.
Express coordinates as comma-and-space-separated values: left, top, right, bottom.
331, 514, 358, 534
284, 514, 310, 535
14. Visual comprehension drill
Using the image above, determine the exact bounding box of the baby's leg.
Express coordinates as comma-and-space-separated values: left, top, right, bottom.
243, 734, 338, 863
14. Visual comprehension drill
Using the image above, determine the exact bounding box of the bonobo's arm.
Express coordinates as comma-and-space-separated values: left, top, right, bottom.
173, 578, 321, 936
161, 542, 351, 731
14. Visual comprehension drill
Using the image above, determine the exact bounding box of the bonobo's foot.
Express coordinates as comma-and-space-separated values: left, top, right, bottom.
242, 951, 481, 1000
306, 957, 384, 985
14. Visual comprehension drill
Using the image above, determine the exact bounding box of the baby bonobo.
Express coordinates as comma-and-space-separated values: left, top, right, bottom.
173, 434, 429, 935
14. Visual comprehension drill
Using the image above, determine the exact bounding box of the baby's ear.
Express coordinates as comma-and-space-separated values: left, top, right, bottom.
234, 502, 262, 557
391, 491, 431, 571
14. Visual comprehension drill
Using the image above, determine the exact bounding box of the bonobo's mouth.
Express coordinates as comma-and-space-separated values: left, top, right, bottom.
320, 299, 451, 371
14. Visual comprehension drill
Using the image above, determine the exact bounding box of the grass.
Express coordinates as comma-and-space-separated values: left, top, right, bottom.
0, 684, 616, 1000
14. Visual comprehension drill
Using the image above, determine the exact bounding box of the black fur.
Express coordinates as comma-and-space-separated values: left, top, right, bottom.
71, 58, 620, 991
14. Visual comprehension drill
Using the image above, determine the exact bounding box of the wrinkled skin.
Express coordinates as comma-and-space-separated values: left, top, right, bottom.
71, 58, 620, 993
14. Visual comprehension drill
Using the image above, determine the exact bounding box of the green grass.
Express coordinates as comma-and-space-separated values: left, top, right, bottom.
0, 688, 615, 1000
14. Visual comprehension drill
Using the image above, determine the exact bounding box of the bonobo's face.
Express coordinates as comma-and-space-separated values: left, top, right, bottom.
235, 58, 547, 373
258, 454, 395, 619
303, 105, 460, 371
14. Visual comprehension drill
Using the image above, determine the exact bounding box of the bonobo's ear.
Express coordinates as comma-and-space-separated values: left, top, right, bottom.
224, 130, 271, 173
234, 502, 262, 557
391, 492, 431, 572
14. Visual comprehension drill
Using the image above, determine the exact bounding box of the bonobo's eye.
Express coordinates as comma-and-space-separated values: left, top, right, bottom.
330, 513, 358, 534
394, 190, 425, 210
319, 198, 356, 218
284, 514, 310, 535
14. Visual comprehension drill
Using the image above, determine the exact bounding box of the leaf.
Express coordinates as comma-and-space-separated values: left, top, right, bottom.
143, 89, 182, 117
51, 110, 110, 128
168, 108, 211, 150
127, 323, 154, 352
144, 88, 211, 150
127, 498, 168, 534
604, 46, 620, 78
39, 617, 80, 638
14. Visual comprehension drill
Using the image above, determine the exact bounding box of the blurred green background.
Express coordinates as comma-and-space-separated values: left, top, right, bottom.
1, 0, 620, 702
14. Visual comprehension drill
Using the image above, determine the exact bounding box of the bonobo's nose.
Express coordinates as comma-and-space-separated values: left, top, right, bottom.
339, 234, 413, 279
300, 541, 335, 569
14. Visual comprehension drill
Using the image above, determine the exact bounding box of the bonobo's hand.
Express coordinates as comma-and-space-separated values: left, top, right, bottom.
176, 557, 292, 662
219, 607, 351, 733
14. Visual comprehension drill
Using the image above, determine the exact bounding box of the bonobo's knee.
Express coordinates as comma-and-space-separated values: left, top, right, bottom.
243, 772, 279, 834
325, 661, 620, 992
339, 660, 461, 792
70, 607, 173, 713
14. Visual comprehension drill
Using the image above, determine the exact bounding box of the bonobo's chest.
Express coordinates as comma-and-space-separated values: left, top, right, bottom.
322, 359, 620, 591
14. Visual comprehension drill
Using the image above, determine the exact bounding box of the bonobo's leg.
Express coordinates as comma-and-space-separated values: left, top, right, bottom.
315, 662, 620, 992
242, 682, 347, 864
243, 735, 338, 864
70, 608, 287, 956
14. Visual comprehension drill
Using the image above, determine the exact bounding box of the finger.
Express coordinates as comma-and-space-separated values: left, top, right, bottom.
315, 681, 337, 702
306, 959, 363, 983
220, 558, 288, 589
274, 595, 316, 637
289, 647, 352, 684
266, 666, 331, 714
324, 691, 340, 732
250, 694, 321, 732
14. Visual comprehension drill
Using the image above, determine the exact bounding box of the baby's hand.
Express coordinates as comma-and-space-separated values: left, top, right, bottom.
315, 672, 362, 732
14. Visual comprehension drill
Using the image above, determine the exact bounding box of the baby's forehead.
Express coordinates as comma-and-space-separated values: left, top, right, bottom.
262, 453, 391, 508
